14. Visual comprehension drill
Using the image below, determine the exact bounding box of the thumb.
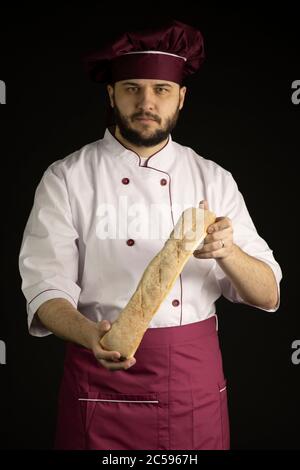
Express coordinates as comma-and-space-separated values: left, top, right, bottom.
199, 200, 209, 210
99, 320, 111, 334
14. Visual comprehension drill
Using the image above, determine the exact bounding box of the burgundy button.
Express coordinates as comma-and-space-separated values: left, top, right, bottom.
160, 178, 168, 186
172, 299, 180, 307
126, 239, 135, 247
122, 178, 130, 185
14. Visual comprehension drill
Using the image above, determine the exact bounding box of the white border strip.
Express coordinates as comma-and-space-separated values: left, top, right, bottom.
78, 398, 159, 404
121, 50, 187, 61
219, 387, 227, 393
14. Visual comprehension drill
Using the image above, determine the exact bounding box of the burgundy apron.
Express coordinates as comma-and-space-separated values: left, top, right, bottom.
54, 315, 230, 450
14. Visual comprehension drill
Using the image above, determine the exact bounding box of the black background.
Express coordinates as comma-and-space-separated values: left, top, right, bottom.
0, 6, 299, 450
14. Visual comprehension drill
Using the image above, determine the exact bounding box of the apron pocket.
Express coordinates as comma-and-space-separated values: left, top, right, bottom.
79, 391, 160, 450
218, 379, 230, 450
192, 379, 230, 450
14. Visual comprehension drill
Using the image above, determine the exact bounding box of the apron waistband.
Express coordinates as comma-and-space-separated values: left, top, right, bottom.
137, 314, 218, 349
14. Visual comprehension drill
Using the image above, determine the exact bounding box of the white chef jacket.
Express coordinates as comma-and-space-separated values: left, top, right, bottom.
19, 128, 282, 337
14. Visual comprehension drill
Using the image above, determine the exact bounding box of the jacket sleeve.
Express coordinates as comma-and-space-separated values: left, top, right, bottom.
213, 171, 282, 312
19, 164, 81, 336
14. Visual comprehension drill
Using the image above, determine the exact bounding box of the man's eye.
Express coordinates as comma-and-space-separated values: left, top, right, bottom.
127, 87, 138, 92
156, 88, 168, 94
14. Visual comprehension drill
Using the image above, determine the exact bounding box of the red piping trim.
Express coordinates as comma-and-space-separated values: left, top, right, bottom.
28, 289, 77, 306
108, 128, 183, 326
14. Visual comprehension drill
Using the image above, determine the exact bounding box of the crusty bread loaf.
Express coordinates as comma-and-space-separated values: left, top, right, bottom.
100, 205, 216, 359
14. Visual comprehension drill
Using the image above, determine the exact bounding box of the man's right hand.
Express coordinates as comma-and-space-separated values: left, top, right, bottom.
36, 299, 136, 371
90, 320, 136, 372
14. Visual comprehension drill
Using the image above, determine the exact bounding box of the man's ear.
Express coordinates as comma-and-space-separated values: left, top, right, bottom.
179, 86, 187, 110
107, 84, 114, 108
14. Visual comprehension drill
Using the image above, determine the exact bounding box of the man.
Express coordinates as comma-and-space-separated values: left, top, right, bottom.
19, 20, 282, 450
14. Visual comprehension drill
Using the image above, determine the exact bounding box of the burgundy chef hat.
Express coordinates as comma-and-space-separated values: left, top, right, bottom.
82, 20, 205, 85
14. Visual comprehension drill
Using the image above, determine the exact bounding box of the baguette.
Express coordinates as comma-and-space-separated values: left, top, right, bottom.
100, 204, 216, 359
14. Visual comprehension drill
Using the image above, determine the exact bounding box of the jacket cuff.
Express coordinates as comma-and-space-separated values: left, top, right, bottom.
27, 289, 79, 337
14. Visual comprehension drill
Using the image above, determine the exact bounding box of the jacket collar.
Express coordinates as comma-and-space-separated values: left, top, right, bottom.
101, 127, 176, 172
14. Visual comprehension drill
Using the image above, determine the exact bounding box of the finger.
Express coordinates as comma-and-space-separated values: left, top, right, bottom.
195, 239, 225, 254
99, 320, 111, 335
199, 200, 209, 210
95, 348, 121, 362
207, 218, 231, 234
96, 321, 123, 361
99, 357, 136, 371
203, 227, 232, 244
194, 250, 221, 259
194, 241, 223, 258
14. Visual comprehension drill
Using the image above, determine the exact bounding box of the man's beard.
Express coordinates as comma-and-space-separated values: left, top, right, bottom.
113, 104, 180, 147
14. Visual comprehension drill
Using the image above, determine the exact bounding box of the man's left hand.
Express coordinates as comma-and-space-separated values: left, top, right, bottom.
193, 200, 235, 260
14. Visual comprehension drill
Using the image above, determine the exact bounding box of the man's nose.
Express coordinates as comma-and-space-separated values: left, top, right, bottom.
136, 88, 156, 111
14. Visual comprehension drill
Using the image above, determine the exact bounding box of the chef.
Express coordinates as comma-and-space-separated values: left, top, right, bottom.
19, 19, 282, 450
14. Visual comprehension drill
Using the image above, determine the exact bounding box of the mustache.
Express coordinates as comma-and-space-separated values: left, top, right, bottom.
131, 113, 161, 123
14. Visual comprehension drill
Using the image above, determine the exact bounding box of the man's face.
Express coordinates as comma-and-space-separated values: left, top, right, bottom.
107, 79, 186, 147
